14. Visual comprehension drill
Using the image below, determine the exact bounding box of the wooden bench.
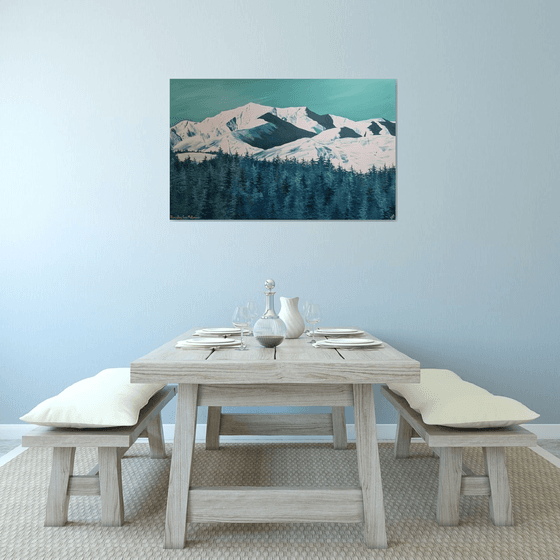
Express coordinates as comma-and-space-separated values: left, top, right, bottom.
22, 385, 176, 527
381, 385, 537, 526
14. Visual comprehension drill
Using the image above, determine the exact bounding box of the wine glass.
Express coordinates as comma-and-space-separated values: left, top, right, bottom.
305, 303, 322, 344
232, 306, 250, 350
302, 300, 312, 338
246, 299, 259, 335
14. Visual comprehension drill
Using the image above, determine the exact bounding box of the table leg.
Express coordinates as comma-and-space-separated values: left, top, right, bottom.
206, 406, 222, 450
353, 384, 387, 549
164, 383, 198, 549
331, 406, 348, 449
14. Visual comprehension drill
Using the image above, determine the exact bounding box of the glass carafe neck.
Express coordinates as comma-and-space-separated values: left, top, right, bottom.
263, 292, 278, 318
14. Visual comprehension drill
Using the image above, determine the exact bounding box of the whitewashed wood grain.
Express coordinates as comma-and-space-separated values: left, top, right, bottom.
437, 447, 463, 526
484, 447, 513, 525
206, 334, 274, 362
461, 476, 491, 496
132, 362, 420, 384
132, 329, 420, 550
131, 329, 420, 384
164, 384, 198, 549
205, 406, 221, 450
81, 447, 127, 479
394, 414, 414, 458
275, 336, 343, 362
197, 384, 354, 406
187, 487, 363, 523
67, 475, 101, 496
45, 447, 75, 527
218, 413, 334, 436
331, 406, 347, 449
145, 412, 166, 459
353, 384, 387, 549
99, 447, 125, 527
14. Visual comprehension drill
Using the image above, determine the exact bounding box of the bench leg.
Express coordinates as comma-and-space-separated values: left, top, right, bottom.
394, 414, 414, 458
45, 447, 76, 527
483, 447, 513, 526
99, 447, 125, 527
146, 412, 166, 458
331, 406, 347, 449
437, 447, 463, 526
206, 406, 221, 450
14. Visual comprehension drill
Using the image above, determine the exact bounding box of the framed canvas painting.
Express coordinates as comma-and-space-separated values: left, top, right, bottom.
170, 79, 396, 220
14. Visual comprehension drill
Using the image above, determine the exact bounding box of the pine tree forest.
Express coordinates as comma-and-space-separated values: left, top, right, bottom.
170, 150, 396, 220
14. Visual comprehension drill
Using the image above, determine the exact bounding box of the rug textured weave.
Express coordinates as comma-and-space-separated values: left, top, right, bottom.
1, 441, 560, 559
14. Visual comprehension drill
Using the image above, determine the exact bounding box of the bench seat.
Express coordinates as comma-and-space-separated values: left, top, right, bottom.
381, 385, 537, 526
22, 385, 176, 527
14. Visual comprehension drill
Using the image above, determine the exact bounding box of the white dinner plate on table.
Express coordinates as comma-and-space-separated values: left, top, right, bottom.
313, 328, 365, 336
321, 337, 376, 344
199, 328, 241, 333
181, 344, 242, 349
184, 338, 240, 345
176, 338, 240, 348
314, 338, 383, 349
195, 328, 242, 336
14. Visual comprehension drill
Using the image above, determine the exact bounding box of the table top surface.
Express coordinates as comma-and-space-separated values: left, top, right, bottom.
130, 328, 420, 385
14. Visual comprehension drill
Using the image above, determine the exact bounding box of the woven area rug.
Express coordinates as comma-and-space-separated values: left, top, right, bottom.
1, 442, 560, 559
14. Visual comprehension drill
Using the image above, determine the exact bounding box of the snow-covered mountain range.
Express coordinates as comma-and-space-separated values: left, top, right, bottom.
170, 102, 395, 172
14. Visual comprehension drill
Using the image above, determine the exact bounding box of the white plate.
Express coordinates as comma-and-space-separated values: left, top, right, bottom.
312, 329, 365, 337
199, 327, 241, 333
194, 332, 240, 337
314, 344, 382, 349
319, 337, 377, 345
316, 328, 362, 334
199, 327, 241, 334
186, 337, 240, 345
179, 343, 241, 349
178, 338, 240, 346
314, 339, 383, 348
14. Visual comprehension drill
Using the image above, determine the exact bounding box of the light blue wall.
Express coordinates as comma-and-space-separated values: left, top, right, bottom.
1, 0, 559, 426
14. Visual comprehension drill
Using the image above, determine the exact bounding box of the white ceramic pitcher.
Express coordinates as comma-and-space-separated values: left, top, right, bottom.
278, 296, 305, 339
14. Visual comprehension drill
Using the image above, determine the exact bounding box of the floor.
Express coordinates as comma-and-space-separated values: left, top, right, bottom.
2, 439, 560, 459
0, 440, 21, 457
538, 439, 560, 458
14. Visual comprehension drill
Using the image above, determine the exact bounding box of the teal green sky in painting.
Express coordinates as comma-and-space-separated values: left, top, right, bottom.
170, 79, 396, 126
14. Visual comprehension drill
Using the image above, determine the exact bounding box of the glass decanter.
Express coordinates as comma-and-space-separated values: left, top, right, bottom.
253, 279, 287, 348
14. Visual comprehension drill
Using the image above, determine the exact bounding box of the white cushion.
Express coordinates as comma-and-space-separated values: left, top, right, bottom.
20, 368, 165, 428
388, 369, 539, 428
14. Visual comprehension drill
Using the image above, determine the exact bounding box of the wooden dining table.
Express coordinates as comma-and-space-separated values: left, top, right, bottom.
130, 328, 420, 550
